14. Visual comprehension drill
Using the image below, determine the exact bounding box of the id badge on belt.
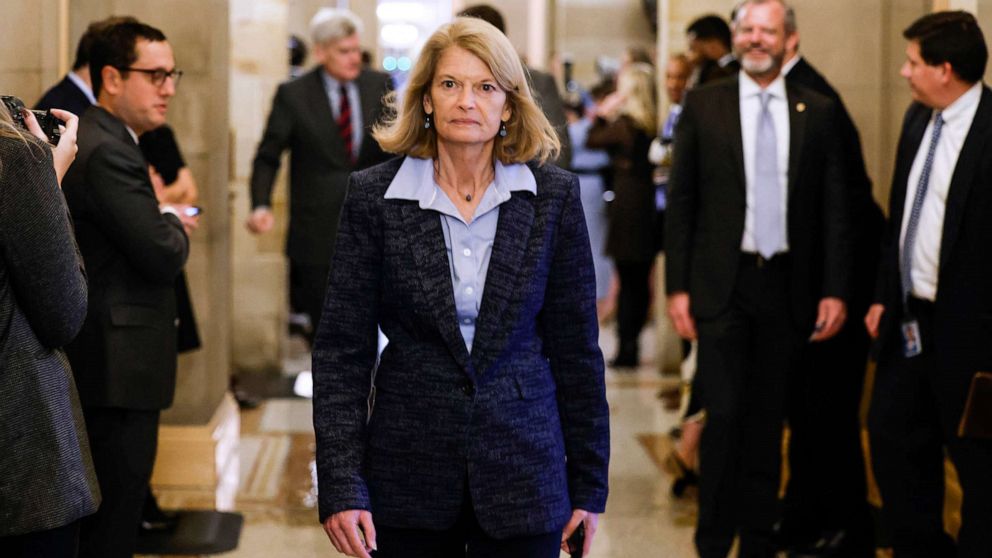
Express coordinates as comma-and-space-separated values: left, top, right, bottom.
901, 319, 922, 358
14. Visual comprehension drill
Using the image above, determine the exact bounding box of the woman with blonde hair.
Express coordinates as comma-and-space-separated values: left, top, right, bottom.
587, 62, 659, 368
0, 102, 99, 556
312, 16, 609, 558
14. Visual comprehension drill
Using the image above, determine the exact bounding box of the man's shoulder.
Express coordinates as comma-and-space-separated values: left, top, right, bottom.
358, 68, 393, 92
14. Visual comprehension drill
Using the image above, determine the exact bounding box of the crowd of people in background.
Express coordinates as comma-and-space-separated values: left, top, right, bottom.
3, 1, 992, 558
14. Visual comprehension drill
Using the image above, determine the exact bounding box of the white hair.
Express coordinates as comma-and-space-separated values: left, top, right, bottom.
310, 8, 363, 45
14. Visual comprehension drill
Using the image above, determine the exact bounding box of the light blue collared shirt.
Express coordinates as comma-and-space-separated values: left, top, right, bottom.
67, 71, 97, 105
321, 71, 363, 156
384, 156, 537, 352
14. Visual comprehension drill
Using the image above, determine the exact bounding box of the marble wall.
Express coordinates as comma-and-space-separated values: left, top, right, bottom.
0, 0, 62, 103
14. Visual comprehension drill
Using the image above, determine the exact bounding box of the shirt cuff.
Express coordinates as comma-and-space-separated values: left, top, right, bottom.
160, 205, 181, 218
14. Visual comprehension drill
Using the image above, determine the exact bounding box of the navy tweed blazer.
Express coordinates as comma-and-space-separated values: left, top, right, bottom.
312, 156, 610, 538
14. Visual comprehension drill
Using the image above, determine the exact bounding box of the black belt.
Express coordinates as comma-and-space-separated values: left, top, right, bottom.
906, 295, 935, 319
739, 251, 789, 268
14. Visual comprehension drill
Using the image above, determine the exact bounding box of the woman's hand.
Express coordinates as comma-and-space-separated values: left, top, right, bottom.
323, 509, 377, 558
561, 509, 598, 556
25, 109, 79, 186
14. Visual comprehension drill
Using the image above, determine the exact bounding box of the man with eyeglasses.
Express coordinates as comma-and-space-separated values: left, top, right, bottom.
60, 20, 197, 558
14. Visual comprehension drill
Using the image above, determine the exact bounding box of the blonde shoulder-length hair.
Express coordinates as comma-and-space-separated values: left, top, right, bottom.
617, 62, 657, 135
373, 17, 560, 165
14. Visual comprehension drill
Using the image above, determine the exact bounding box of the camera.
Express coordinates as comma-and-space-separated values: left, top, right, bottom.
1, 95, 62, 145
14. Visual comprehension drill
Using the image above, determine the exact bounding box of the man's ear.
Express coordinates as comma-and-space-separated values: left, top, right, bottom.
100, 65, 122, 97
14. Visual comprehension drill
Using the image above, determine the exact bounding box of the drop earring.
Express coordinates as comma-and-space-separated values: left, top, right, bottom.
424, 114, 432, 129
499, 121, 507, 137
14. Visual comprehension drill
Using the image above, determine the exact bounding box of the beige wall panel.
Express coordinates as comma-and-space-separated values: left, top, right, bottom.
2, 0, 60, 103
558, 0, 656, 85
230, 0, 291, 376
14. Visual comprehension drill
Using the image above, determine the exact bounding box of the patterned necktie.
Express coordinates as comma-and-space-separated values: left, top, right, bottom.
337, 84, 354, 165
753, 91, 783, 259
901, 113, 944, 302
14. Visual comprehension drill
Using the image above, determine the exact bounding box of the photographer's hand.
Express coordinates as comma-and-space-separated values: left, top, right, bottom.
27, 109, 79, 186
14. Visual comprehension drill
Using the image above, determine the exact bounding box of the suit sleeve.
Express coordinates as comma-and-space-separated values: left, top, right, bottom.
532, 72, 572, 169
250, 84, 293, 208
664, 93, 700, 294
0, 142, 87, 348
540, 177, 610, 513
311, 174, 381, 521
819, 101, 854, 301
86, 142, 189, 283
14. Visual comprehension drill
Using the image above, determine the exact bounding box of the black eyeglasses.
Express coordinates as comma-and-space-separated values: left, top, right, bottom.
117, 67, 184, 87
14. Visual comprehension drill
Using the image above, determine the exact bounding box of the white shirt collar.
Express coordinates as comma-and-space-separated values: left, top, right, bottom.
67, 71, 97, 105
781, 54, 802, 77
384, 156, 537, 210
718, 53, 737, 68
739, 70, 787, 101
124, 125, 140, 144
939, 81, 983, 127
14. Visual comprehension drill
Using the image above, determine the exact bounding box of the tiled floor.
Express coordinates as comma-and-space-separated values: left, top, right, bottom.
209, 324, 698, 557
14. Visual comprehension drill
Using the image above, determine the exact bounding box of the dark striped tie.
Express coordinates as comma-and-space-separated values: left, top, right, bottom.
337, 84, 354, 165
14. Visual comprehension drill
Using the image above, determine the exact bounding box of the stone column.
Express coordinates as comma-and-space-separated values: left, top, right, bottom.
1, 0, 63, 103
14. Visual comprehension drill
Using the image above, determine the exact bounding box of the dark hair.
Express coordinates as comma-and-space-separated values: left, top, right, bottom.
903, 11, 987, 84
89, 21, 167, 98
72, 15, 139, 71
457, 4, 506, 34
289, 34, 307, 67
686, 15, 731, 50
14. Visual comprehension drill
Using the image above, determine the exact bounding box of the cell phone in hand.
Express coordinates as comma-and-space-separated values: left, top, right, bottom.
184, 206, 203, 217
566, 522, 585, 557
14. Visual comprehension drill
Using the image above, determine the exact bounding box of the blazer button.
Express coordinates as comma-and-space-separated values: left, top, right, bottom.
460, 381, 475, 396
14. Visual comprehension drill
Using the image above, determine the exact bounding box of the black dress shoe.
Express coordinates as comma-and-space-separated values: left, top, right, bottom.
787, 529, 875, 558
139, 509, 179, 532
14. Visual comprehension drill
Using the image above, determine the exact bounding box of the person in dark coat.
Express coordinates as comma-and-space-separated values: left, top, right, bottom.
313, 17, 609, 558
587, 62, 658, 367
0, 104, 99, 555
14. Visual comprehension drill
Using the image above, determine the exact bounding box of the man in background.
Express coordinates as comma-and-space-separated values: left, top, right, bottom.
247, 8, 392, 344
61, 20, 196, 558
35, 16, 137, 115
686, 14, 739, 87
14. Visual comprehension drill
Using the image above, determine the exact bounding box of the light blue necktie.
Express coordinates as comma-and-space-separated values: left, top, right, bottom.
901, 113, 944, 303
754, 91, 783, 259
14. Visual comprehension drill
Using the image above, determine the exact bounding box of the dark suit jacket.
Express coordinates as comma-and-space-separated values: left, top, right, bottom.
586, 114, 656, 262
527, 66, 572, 169
786, 57, 885, 315
34, 74, 92, 116
250, 67, 393, 266
313, 158, 610, 538
0, 137, 100, 535
665, 76, 852, 328
874, 87, 992, 421
62, 106, 189, 410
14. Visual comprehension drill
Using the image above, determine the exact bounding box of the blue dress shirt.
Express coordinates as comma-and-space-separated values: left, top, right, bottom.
384, 156, 537, 352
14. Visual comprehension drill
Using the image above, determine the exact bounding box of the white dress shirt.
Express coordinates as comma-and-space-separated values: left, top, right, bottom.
739, 71, 790, 253
899, 82, 982, 301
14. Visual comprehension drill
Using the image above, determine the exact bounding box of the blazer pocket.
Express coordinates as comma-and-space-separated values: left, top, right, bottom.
110, 304, 162, 328
514, 374, 557, 400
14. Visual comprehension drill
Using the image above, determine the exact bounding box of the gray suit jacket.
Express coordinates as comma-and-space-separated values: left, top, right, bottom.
250, 68, 393, 266
527, 66, 572, 169
0, 137, 100, 535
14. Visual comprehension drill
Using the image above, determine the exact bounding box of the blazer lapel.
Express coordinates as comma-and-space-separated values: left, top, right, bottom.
398, 202, 472, 373
303, 69, 349, 167
471, 193, 535, 376
722, 81, 747, 191
940, 87, 992, 270
786, 84, 807, 200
